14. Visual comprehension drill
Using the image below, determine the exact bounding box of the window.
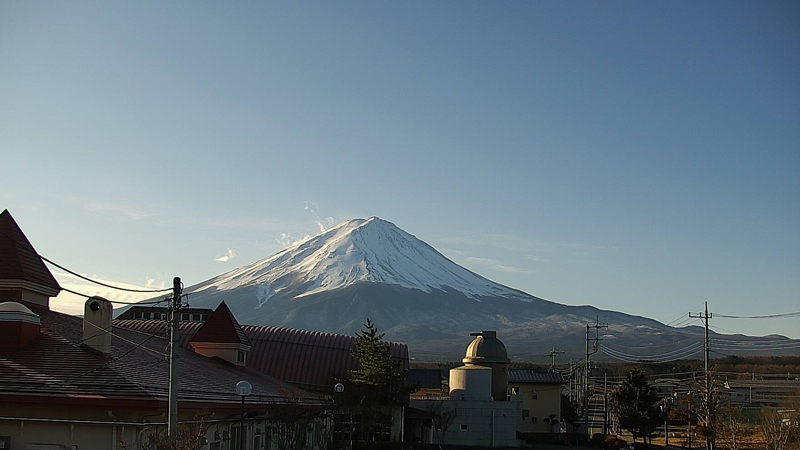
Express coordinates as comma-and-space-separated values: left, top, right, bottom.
182, 313, 190, 321
532, 417, 537, 423
237, 350, 246, 364
192, 314, 202, 321
134, 311, 142, 319
0, 436, 10, 449
460, 424, 468, 431
531, 390, 538, 400
522, 409, 529, 418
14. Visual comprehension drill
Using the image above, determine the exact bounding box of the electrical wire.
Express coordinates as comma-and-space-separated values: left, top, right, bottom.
715, 311, 800, 319
599, 342, 703, 363
599, 346, 702, 364
59, 287, 171, 305
41, 255, 173, 293
61, 330, 162, 384
601, 341, 703, 359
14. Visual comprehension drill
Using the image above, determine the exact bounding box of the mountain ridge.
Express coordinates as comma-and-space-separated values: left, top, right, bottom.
174, 217, 798, 361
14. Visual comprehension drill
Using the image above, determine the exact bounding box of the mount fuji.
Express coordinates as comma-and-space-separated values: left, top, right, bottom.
177, 217, 796, 361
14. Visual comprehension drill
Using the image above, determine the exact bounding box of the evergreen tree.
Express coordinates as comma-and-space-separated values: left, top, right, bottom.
349, 318, 406, 402
338, 318, 410, 448
610, 369, 664, 443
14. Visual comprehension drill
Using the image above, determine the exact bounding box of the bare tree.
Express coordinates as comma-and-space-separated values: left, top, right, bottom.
761, 408, 791, 450
426, 401, 456, 450
717, 405, 748, 450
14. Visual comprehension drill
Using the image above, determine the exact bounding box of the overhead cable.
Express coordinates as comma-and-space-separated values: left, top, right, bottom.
60, 287, 170, 305
42, 255, 173, 293
715, 311, 800, 319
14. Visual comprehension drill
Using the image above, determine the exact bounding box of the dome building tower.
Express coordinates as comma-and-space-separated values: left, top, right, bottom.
462, 330, 511, 401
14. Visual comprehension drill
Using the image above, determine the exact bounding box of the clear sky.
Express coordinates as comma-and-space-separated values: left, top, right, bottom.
2, 2, 798, 338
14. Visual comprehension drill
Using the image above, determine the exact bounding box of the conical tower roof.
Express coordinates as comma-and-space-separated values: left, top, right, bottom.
0, 210, 61, 297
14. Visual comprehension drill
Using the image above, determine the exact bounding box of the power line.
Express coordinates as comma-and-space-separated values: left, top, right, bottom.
715, 311, 800, 319
42, 255, 173, 293
0, 227, 172, 294
601, 341, 703, 360
59, 287, 171, 305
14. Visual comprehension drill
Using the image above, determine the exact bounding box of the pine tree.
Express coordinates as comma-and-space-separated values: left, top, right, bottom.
610, 369, 664, 443
349, 318, 405, 402
338, 318, 410, 447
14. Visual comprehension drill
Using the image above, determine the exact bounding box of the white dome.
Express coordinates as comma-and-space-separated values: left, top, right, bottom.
0, 301, 35, 314
0, 301, 41, 325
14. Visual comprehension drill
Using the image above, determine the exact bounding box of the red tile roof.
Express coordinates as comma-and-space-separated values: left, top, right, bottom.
0, 210, 61, 296
189, 301, 251, 346
115, 316, 410, 393
0, 308, 326, 408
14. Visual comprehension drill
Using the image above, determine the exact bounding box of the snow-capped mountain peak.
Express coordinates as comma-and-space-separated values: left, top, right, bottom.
189, 217, 529, 303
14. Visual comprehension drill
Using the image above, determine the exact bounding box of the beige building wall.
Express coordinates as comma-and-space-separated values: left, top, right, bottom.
0, 403, 278, 450
510, 383, 562, 433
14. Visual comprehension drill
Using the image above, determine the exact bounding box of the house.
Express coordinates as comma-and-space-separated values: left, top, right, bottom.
116, 305, 214, 323
409, 331, 522, 447
508, 369, 565, 434
0, 210, 329, 450
722, 378, 800, 407
408, 368, 446, 398
114, 307, 410, 395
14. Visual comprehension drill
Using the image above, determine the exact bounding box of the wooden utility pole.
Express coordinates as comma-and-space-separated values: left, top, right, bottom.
168, 277, 182, 436
584, 318, 608, 434
547, 344, 564, 372
690, 302, 713, 450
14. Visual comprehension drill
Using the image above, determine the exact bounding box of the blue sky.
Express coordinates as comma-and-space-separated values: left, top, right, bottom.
2, 2, 798, 338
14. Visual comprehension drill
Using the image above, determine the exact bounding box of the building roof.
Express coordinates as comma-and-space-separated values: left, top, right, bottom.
463, 330, 510, 365
0, 308, 325, 408
115, 315, 411, 393
508, 369, 565, 385
0, 210, 61, 296
189, 301, 251, 347
409, 368, 443, 390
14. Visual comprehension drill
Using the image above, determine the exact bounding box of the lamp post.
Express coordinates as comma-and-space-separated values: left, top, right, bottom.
236, 380, 252, 450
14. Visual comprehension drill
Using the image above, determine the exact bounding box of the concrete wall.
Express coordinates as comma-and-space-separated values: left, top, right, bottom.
511, 383, 562, 434
0, 404, 289, 450
411, 397, 522, 447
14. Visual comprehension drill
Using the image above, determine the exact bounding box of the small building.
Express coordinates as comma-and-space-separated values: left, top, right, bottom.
409, 331, 522, 447
508, 369, 565, 434
409, 368, 446, 398
723, 378, 800, 406
116, 305, 214, 323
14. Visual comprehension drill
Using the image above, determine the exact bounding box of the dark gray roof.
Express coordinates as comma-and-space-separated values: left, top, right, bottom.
508, 369, 565, 384
409, 369, 443, 390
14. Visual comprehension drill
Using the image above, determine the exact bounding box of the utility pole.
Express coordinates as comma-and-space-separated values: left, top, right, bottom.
569, 360, 574, 402
603, 371, 608, 435
690, 302, 713, 450
547, 344, 564, 372
168, 277, 183, 437
584, 318, 608, 435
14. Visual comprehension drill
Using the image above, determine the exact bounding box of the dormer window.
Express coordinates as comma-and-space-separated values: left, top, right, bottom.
237, 350, 246, 364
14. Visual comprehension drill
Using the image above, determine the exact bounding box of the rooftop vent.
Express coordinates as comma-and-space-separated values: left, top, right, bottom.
0, 301, 41, 349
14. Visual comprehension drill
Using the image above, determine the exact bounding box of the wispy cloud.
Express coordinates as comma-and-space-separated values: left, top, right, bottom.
53, 194, 154, 221
214, 249, 237, 262
304, 201, 334, 232
50, 271, 167, 316
436, 231, 617, 263
464, 256, 531, 274
276, 232, 311, 248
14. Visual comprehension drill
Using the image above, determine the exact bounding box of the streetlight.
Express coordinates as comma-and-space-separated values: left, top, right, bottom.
236, 380, 252, 450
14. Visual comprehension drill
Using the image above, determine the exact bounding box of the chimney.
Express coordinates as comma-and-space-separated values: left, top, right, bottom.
83, 296, 112, 356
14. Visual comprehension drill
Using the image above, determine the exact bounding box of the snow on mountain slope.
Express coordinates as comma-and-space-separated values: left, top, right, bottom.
188, 217, 531, 304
